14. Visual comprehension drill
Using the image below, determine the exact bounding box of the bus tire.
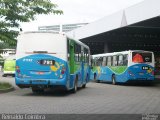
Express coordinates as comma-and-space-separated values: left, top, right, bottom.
112, 75, 116, 85
94, 73, 97, 81
82, 74, 88, 88
71, 78, 78, 93
96, 80, 100, 83
94, 73, 100, 83
32, 87, 44, 93
2, 74, 7, 77
82, 84, 86, 88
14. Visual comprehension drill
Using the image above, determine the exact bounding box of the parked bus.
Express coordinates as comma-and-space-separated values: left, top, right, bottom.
15, 32, 91, 93
90, 50, 155, 84
2, 55, 16, 77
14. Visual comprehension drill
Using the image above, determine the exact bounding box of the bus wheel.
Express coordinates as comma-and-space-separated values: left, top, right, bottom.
32, 87, 44, 93
96, 80, 100, 83
2, 74, 7, 77
71, 79, 78, 93
94, 73, 97, 81
112, 75, 116, 85
82, 84, 86, 88
82, 74, 88, 88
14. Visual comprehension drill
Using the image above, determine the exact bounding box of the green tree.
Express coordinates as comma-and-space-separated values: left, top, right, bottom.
0, 0, 63, 48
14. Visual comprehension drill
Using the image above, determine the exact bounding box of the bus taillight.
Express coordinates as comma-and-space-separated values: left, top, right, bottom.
16, 66, 20, 73
16, 66, 19, 70
61, 67, 66, 74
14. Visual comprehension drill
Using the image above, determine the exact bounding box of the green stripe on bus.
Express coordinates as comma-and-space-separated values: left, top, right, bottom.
109, 66, 127, 74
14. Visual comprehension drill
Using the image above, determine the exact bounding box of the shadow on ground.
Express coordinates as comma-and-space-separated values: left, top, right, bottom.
21, 87, 87, 97
93, 80, 160, 87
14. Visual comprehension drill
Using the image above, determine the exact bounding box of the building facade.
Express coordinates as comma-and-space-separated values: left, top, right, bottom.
38, 23, 88, 33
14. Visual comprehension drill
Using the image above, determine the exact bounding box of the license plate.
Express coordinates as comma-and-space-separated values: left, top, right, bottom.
142, 66, 149, 70
34, 80, 46, 82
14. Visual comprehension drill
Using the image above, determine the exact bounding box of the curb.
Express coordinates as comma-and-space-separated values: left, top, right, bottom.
0, 87, 15, 93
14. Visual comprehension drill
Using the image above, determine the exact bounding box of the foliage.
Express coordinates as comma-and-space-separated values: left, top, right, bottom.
0, 0, 63, 48
0, 54, 4, 66
0, 58, 4, 66
0, 41, 15, 49
0, 82, 12, 89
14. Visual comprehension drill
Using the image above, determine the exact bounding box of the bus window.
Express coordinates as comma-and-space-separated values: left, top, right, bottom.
86, 50, 89, 63
91, 58, 93, 66
112, 56, 118, 66
94, 58, 97, 66
102, 57, 106, 66
84, 48, 89, 63
132, 52, 152, 63
78, 46, 81, 62
67, 39, 70, 61
123, 54, 128, 66
87, 53, 89, 63
97, 57, 103, 66
74, 43, 81, 62
84, 52, 86, 62
80, 46, 84, 62
107, 56, 112, 66
118, 55, 123, 66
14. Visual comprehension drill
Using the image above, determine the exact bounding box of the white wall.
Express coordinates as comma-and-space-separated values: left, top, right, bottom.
67, 0, 160, 40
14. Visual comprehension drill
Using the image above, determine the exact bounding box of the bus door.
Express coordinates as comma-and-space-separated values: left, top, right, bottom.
69, 40, 75, 88
81, 48, 85, 83
82, 47, 89, 83
69, 40, 75, 74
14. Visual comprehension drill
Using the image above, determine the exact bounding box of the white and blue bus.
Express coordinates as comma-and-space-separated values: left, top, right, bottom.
90, 50, 155, 84
15, 32, 91, 93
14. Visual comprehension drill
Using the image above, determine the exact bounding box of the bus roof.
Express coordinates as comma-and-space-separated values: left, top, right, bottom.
92, 50, 153, 58
21, 31, 89, 50
67, 36, 90, 50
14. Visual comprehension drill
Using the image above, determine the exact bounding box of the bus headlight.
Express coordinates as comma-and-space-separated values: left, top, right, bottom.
61, 67, 66, 75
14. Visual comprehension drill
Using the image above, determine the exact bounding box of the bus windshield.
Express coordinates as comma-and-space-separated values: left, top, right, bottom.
132, 52, 152, 63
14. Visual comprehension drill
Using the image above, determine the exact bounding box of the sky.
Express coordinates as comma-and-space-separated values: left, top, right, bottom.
21, 0, 144, 31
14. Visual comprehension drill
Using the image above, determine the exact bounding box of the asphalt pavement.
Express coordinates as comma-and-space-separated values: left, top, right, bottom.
0, 72, 160, 114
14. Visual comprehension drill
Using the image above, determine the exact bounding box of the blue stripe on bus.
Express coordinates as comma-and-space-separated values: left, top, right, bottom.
15, 54, 90, 89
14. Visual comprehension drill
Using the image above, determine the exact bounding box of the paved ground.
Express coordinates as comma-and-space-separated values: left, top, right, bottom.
0, 72, 160, 114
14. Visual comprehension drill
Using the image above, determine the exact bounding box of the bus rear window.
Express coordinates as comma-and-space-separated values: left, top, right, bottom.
132, 52, 152, 63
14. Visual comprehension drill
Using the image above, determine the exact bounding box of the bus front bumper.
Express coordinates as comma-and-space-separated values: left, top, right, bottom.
3, 71, 15, 74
